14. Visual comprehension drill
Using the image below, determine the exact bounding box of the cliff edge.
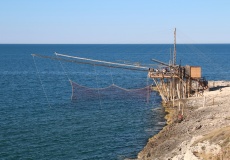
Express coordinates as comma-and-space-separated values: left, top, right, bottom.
137, 81, 230, 160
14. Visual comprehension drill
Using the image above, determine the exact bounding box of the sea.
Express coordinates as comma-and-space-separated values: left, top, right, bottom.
0, 44, 229, 160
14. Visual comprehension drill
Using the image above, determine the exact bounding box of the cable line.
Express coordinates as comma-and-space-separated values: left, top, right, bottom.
32, 55, 51, 108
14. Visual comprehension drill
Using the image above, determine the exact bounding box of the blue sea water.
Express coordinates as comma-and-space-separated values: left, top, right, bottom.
0, 44, 229, 160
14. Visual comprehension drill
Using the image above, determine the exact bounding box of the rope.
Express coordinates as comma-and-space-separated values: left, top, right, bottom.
109, 66, 114, 85
93, 64, 102, 109
70, 80, 74, 100
110, 84, 151, 92
32, 55, 51, 108
71, 80, 151, 92
55, 52, 71, 82
175, 32, 226, 79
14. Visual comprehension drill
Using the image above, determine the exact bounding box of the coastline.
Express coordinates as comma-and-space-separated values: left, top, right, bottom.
136, 81, 230, 160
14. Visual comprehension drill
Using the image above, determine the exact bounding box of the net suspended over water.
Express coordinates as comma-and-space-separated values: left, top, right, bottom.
32, 53, 152, 103
70, 80, 151, 102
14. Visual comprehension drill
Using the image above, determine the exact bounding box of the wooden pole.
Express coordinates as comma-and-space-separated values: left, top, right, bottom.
177, 83, 180, 99
173, 89, 175, 107
182, 103, 184, 115
203, 96, 206, 107
154, 78, 167, 103
173, 28, 176, 66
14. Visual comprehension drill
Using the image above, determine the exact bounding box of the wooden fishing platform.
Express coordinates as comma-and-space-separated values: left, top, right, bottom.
148, 28, 208, 105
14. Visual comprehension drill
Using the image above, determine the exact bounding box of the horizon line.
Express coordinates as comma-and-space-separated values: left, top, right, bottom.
1, 43, 230, 45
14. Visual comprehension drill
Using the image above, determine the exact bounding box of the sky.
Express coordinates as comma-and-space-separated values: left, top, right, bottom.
0, 0, 229, 44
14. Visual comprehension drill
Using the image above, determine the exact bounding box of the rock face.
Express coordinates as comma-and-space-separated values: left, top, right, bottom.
137, 81, 230, 160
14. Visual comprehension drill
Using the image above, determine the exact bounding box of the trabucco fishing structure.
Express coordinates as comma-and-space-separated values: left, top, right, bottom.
32, 28, 209, 107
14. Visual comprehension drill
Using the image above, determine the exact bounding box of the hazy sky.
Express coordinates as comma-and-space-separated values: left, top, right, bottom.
0, 0, 229, 44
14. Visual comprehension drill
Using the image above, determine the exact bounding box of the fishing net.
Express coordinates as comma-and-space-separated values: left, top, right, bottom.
70, 80, 151, 102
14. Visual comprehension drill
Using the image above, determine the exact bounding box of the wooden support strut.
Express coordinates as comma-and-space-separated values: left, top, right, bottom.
153, 78, 168, 103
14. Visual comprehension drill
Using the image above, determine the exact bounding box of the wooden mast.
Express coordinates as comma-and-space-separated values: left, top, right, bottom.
172, 28, 176, 106
173, 28, 176, 66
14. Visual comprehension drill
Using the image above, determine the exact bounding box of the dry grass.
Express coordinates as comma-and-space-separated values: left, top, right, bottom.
192, 126, 230, 160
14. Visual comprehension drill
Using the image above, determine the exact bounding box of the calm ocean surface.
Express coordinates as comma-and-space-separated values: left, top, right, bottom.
0, 44, 229, 159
